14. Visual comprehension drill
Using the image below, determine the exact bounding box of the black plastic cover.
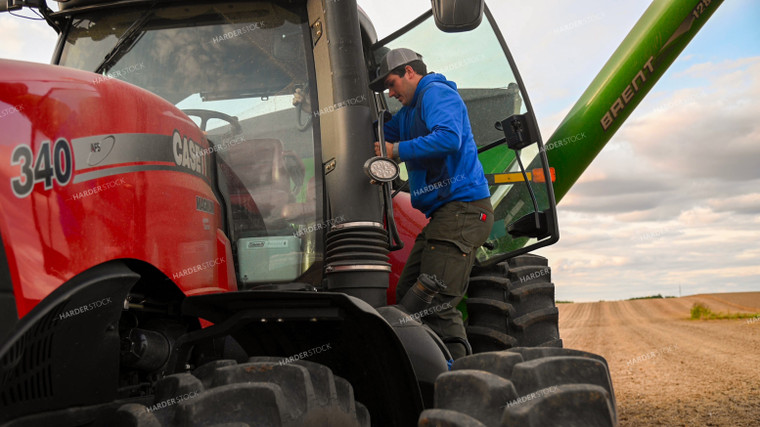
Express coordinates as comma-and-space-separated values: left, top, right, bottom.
431, 0, 484, 32
498, 112, 539, 151
178, 290, 424, 426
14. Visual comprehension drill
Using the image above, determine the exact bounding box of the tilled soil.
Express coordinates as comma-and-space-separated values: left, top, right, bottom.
557, 293, 760, 426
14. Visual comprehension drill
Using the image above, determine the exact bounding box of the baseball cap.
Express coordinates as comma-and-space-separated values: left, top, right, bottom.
369, 48, 423, 92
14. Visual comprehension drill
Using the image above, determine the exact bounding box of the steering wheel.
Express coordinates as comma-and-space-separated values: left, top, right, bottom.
182, 109, 243, 137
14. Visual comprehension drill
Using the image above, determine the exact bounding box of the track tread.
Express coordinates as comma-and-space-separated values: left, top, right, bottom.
434, 370, 518, 426
501, 383, 615, 427
450, 351, 524, 379
111, 403, 162, 427
468, 275, 510, 291
111, 359, 367, 426
421, 350, 618, 426
466, 255, 560, 353
506, 265, 552, 289
154, 373, 205, 403
511, 306, 559, 331
509, 282, 555, 300
510, 356, 612, 396
508, 347, 616, 411
418, 409, 487, 427
506, 254, 548, 268
466, 297, 515, 315
465, 325, 518, 351
333, 375, 357, 416
175, 382, 289, 426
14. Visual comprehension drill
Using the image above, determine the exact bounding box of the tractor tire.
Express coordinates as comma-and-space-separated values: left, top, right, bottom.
108, 357, 369, 427
466, 254, 561, 353
418, 347, 617, 426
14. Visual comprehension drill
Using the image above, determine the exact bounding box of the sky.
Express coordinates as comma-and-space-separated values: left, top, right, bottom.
1, 1, 759, 302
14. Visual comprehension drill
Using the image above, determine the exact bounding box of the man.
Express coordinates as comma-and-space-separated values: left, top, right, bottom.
370, 48, 493, 359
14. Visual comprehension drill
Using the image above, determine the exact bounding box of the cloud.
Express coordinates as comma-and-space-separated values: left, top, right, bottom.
0, 18, 25, 57
540, 56, 760, 299
0, 15, 58, 64
541, 196, 760, 302
707, 193, 760, 215
676, 206, 725, 226
623, 57, 760, 181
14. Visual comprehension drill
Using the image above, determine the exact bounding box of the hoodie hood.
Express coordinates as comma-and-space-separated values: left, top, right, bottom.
409, 73, 458, 107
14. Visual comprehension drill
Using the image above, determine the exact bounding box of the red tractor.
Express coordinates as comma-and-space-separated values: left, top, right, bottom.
6, 0, 721, 424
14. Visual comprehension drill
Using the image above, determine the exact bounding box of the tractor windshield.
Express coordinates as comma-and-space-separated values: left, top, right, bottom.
58, 2, 322, 286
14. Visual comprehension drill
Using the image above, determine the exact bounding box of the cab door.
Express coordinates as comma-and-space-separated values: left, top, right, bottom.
369, 4, 559, 266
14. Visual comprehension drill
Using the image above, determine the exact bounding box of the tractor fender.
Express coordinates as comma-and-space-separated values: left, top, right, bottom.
0, 260, 139, 423
177, 290, 426, 427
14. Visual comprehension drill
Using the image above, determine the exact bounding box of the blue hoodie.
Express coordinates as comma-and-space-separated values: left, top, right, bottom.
384, 73, 490, 217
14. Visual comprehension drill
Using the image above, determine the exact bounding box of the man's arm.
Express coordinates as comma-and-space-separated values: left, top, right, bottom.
396, 87, 464, 161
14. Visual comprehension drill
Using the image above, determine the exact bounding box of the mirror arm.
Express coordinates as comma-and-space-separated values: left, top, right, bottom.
1, 1, 61, 33
514, 150, 542, 231
477, 136, 506, 154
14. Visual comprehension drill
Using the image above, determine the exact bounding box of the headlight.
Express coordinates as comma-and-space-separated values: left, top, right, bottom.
363, 156, 399, 183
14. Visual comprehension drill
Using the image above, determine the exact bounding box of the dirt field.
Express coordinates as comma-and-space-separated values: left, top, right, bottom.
558, 292, 760, 426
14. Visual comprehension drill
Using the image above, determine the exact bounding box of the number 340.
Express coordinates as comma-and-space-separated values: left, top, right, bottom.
10, 139, 73, 198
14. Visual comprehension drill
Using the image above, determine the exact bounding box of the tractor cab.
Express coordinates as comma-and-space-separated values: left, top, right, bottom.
57, 2, 324, 286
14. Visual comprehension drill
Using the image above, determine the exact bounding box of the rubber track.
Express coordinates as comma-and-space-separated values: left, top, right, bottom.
420, 349, 617, 426
109, 358, 369, 427
466, 255, 561, 352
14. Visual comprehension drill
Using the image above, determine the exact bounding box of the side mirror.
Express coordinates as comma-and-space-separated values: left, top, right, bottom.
0, 0, 22, 12
431, 0, 484, 33
1, 0, 43, 13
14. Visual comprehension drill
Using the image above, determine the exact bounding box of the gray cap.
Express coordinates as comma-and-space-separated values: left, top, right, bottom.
369, 48, 423, 92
